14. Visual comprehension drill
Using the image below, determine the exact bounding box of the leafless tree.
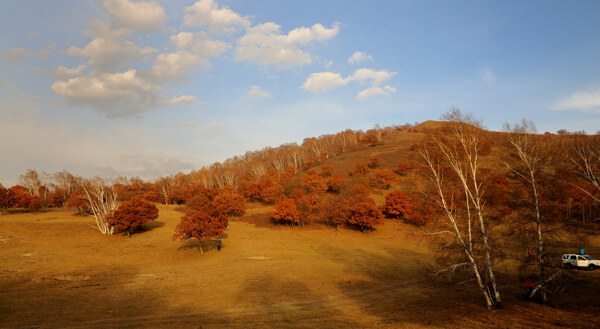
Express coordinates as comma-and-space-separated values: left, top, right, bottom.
19, 169, 42, 196
419, 108, 501, 308
82, 177, 119, 234
503, 119, 561, 302
566, 137, 600, 203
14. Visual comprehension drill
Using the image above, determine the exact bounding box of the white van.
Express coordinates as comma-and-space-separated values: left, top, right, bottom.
562, 254, 600, 270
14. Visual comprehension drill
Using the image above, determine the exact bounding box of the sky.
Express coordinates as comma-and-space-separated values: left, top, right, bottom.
1, 0, 600, 186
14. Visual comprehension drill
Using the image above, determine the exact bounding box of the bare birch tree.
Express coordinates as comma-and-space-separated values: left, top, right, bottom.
566, 137, 600, 203
419, 108, 501, 308
82, 177, 120, 234
503, 119, 561, 302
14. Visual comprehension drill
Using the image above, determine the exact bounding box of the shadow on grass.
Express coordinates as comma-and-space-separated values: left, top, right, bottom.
234, 274, 360, 328
315, 245, 600, 328
0, 265, 234, 329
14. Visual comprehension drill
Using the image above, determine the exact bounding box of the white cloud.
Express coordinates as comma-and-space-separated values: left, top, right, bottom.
51, 69, 162, 118
208, 123, 219, 130
169, 31, 230, 57
34, 65, 87, 79
302, 72, 349, 93
351, 68, 395, 85
357, 85, 396, 100
65, 37, 156, 73
348, 51, 373, 64
302, 68, 396, 98
178, 120, 199, 128
1, 44, 56, 62
479, 66, 496, 83
95, 154, 195, 178
183, 0, 250, 34
236, 22, 340, 68
248, 85, 272, 98
165, 95, 197, 106
102, 0, 166, 31
553, 89, 600, 114
146, 51, 208, 82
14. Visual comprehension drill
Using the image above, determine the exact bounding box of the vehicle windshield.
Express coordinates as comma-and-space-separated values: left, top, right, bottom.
583, 255, 596, 260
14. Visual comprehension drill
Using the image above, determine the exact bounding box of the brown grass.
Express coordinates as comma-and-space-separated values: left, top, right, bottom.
1, 204, 599, 329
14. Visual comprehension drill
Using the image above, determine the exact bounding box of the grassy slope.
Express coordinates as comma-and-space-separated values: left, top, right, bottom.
1, 126, 600, 328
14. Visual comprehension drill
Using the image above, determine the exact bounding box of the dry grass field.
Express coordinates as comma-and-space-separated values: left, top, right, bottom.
2, 203, 600, 328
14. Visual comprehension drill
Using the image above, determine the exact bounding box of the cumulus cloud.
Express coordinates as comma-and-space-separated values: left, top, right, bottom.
102, 0, 166, 31
357, 85, 396, 100
165, 95, 197, 106
248, 85, 272, 98
348, 51, 373, 64
95, 154, 195, 178
34, 65, 87, 79
302, 68, 396, 99
351, 68, 396, 85
65, 37, 156, 73
236, 22, 340, 68
169, 31, 230, 57
302, 72, 350, 93
553, 89, 600, 114
145, 51, 208, 82
183, 0, 250, 33
51, 69, 162, 118
1, 44, 56, 62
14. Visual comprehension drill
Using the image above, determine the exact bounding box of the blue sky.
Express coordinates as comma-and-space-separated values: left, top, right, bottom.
1, 0, 600, 185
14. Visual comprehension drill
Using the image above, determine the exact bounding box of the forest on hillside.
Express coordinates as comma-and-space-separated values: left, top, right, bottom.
1, 109, 600, 309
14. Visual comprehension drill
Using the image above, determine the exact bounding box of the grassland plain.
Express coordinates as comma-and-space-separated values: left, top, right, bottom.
1, 203, 600, 328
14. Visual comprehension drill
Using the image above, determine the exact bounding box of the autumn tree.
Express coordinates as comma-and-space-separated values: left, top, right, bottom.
367, 156, 379, 168
173, 212, 226, 254
353, 163, 369, 176
372, 169, 398, 189
19, 169, 41, 196
295, 192, 320, 226
382, 191, 415, 220
320, 194, 350, 228
211, 187, 247, 220
395, 161, 415, 176
0, 184, 8, 214
82, 178, 120, 234
108, 197, 159, 236
272, 198, 301, 226
566, 136, 600, 203
503, 119, 558, 302
419, 108, 502, 308
302, 173, 328, 194
326, 174, 347, 193
347, 195, 383, 232
66, 191, 90, 215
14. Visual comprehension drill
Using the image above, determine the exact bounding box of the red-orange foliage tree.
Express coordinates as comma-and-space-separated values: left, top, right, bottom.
302, 173, 328, 194
212, 189, 247, 219
372, 169, 398, 189
28, 196, 43, 213
320, 194, 350, 228
319, 164, 335, 178
367, 156, 379, 168
347, 197, 383, 232
295, 192, 320, 226
172, 212, 226, 254
0, 184, 8, 214
108, 197, 159, 236
326, 174, 347, 193
272, 198, 301, 226
143, 190, 160, 202
353, 163, 369, 176
382, 191, 415, 220
66, 191, 90, 215
395, 161, 415, 176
